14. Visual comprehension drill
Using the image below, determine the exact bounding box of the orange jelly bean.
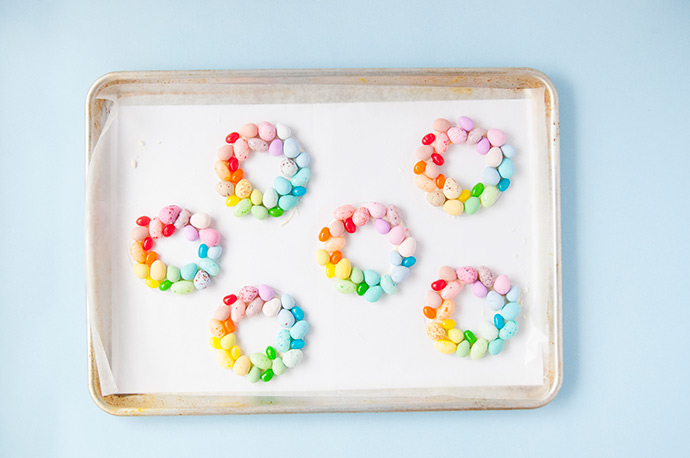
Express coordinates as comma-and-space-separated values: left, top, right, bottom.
318, 227, 331, 242
224, 319, 236, 334
413, 160, 427, 175
435, 174, 446, 189
330, 251, 342, 264
230, 169, 244, 183
423, 306, 437, 319
145, 251, 158, 265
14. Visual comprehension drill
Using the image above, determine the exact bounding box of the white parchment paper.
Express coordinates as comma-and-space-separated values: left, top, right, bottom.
91, 94, 549, 396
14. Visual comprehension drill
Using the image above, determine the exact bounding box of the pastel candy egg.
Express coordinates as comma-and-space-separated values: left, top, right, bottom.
486, 291, 506, 311
231, 301, 246, 322
389, 251, 403, 266
380, 275, 397, 295
174, 209, 191, 229
323, 237, 346, 252
258, 285, 274, 301
470, 338, 489, 360
426, 322, 446, 341
252, 206, 268, 219
278, 309, 295, 328
435, 340, 457, 354
159, 205, 181, 225
472, 281, 488, 298
130, 226, 148, 241
493, 275, 511, 295
480, 185, 499, 208
333, 204, 355, 220
502, 302, 522, 321
464, 197, 480, 214
214, 160, 231, 181
193, 270, 211, 290
501, 144, 516, 158
426, 290, 442, 308
443, 199, 464, 216
216, 181, 234, 197
335, 258, 352, 280
245, 297, 264, 317
334, 279, 356, 294
171, 280, 194, 294
414, 175, 434, 192
250, 352, 272, 370
485, 147, 504, 167
233, 198, 252, 217
278, 195, 299, 211
363, 269, 381, 286
239, 286, 258, 302
352, 207, 370, 226
274, 176, 292, 195
207, 246, 222, 260
209, 319, 225, 338
199, 228, 221, 247
150, 260, 167, 281
436, 300, 455, 319
432, 118, 451, 132
347, 267, 362, 284
488, 338, 505, 355
374, 218, 391, 234
268, 138, 283, 156
456, 340, 471, 357
416, 145, 433, 160
388, 226, 405, 245
181, 263, 198, 280
280, 158, 298, 178
149, 217, 163, 239
480, 322, 499, 341
506, 285, 521, 302
458, 116, 475, 131
478, 266, 496, 288
262, 298, 282, 317
272, 357, 286, 375
424, 162, 440, 179
277, 329, 291, 352
487, 128, 506, 147
234, 138, 249, 161
282, 349, 304, 368
198, 258, 219, 276
438, 266, 457, 281
329, 220, 345, 236
275, 123, 291, 140
248, 138, 268, 152
263, 188, 279, 208
240, 123, 258, 138
132, 262, 149, 279
214, 306, 231, 321
190, 212, 211, 229
467, 127, 487, 145
443, 178, 461, 199
281, 294, 296, 309
234, 179, 252, 198
447, 126, 467, 143
290, 320, 310, 339
435, 132, 450, 154
283, 137, 301, 158
398, 237, 416, 257
498, 158, 515, 179
315, 249, 329, 266
426, 190, 445, 207
291, 168, 310, 187
386, 205, 401, 226
482, 167, 501, 186
217, 144, 234, 161
391, 266, 410, 283
364, 285, 383, 303
448, 328, 464, 344
476, 137, 491, 155
233, 355, 251, 376
367, 202, 386, 218
457, 266, 478, 284
499, 320, 518, 340
258, 121, 276, 141
440, 281, 462, 299
295, 152, 310, 168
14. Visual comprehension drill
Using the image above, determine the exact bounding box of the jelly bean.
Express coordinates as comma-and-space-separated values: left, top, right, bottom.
262, 298, 282, 317
215, 160, 232, 181
277, 309, 295, 328
494, 314, 506, 329
136, 216, 150, 226
480, 322, 498, 341
290, 339, 306, 349
402, 256, 416, 267
223, 294, 237, 305
476, 137, 490, 155
217, 350, 234, 369
482, 167, 501, 186
414, 160, 426, 175
141, 237, 153, 252
350, 267, 364, 284
422, 133, 436, 145
431, 153, 444, 166
210, 336, 222, 349
159, 280, 172, 291
472, 281, 488, 298
448, 328, 464, 343
486, 291, 505, 311
225, 195, 241, 207
224, 320, 236, 334
415, 174, 436, 192
488, 338, 505, 355
266, 346, 277, 360
389, 251, 403, 266
459, 189, 471, 202
230, 169, 244, 183
441, 319, 455, 330
279, 195, 299, 211
229, 345, 241, 360
325, 263, 336, 278
423, 306, 436, 319
363, 269, 381, 286
277, 329, 291, 352
291, 306, 305, 321
250, 353, 272, 370
260, 369, 275, 382
380, 275, 397, 295
498, 158, 515, 179
263, 188, 279, 208
364, 285, 383, 302
295, 152, 310, 168
344, 217, 356, 233
470, 338, 489, 359
431, 279, 447, 291
251, 206, 269, 220
283, 137, 301, 158
335, 279, 356, 294
435, 340, 457, 354
247, 366, 261, 383
497, 178, 510, 192
282, 349, 303, 368
499, 321, 518, 340
171, 280, 194, 294
471, 183, 485, 197
506, 285, 521, 302
480, 185, 499, 207
193, 270, 211, 289
316, 249, 329, 266
130, 226, 149, 241
220, 333, 236, 350
502, 302, 521, 321
198, 244, 209, 258
456, 340, 470, 357
390, 266, 410, 283
426, 290, 442, 308
374, 218, 391, 234
290, 320, 310, 339
291, 186, 307, 197
150, 260, 167, 281
144, 251, 157, 265
132, 263, 149, 279
272, 358, 286, 375
356, 282, 369, 296
291, 168, 311, 187
426, 322, 446, 340
464, 196, 480, 214
226, 132, 240, 143
228, 156, 239, 172
181, 263, 198, 280
268, 207, 284, 217
464, 330, 477, 345
335, 258, 352, 279
207, 246, 222, 260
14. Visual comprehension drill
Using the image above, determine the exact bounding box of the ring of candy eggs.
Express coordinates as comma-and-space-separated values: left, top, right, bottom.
316, 203, 416, 303
129, 206, 222, 294
423, 265, 521, 359
413, 116, 516, 216
215, 122, 311, 219
210, 285, 309, 383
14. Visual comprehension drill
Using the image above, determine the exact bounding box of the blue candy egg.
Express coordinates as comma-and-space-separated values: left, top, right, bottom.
277, 309, 295, 328
290, 320, 309, 339
499, 320, 518, 340
482, 167, 501, 186
295, 152, 310, 168
207, 245, 222, 260
283, 137, 301, 158
501, 144, 516, 158
380, 275, 397, 295
498, 158, 515, 179
180, 263, 199, 280
488, 338, 505, 355
506, 285, 521, 302
363, 269, 381, 286
364, 285, 383, 303
389, 251, 403, 266
278, 195, 298, 210
273, 176, 293, 195
501, 302, 521, 321
390, 266, 410, 283
198, 258, 219, 276
281, 294, 296, 309
486, 291, 505, 311
291, 168, 311, 187
276, 329, 291, 352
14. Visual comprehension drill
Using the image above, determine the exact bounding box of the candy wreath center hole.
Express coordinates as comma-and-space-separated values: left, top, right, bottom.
453, 289, 493, 330
234, 313, 278, 355
240, 152, 280, 195
148, 233, 201, 268
441, 143, 487, 188
343, 221, 395, 276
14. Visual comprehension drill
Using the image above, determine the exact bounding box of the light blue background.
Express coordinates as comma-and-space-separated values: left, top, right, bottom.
1, 0, 688, 456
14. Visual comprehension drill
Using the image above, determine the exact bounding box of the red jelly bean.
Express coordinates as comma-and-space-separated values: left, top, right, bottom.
223, 294, 237, 305
226, 132, 240, 144
344, 217, 356, 234
162, 224, 175, 237
142, 236, 153, 251
431, 279, 447, 291
422, 133, 436, 145
228, 156, 239, 172
431, 153, 444, 166
136, 216, 150, 226
423, 306, 437, 319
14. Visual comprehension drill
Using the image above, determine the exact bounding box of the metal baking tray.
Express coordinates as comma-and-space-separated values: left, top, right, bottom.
85, 68, 561, 415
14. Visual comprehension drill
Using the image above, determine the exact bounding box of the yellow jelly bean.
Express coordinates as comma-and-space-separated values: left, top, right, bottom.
441, 319, 455, 330
216, 349, 234, 369
210, 336, 222, 349
325, 262, 336, 278
459, 189, 471, 202
225, 194, 241, 207
220, 333, 236, 350
145, 277, 160, 288
233, 355, 251, 376
448, 328, 464, 343
250, 189, 263, 206
150, 260, 167, 281
434, 340, 457, 354
230, 345, 241, 360
335, 258, 352, 280
316, 249, 329, 266
132, 262, 149, 279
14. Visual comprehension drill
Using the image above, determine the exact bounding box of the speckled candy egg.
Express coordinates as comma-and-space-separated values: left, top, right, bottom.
238, 285, 259, 302
478, 266, 496, 288
426, 322, 446, 341
457, 266, 478, 284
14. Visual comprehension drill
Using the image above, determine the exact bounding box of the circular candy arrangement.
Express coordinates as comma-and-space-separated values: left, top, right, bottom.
316, 203, 416, 303
209, 285, 308, 383
215, 122, 311, 219
423, 265, 521, 359
413, 116, 516, 216
129, 206, 222, 294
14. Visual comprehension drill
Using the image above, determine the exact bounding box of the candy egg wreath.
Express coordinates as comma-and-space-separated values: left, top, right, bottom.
423, 265, 521, 359
209, 285, 309, 383
316, 203, 416, 303
214, 122, 311, 219
413, 116, 516, 215
129, 205, 222, 294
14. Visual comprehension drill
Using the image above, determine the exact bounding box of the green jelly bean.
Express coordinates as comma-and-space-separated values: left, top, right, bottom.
250, 352, 272, 370
471, 183, 485, 197
266, 346, 277, 360
356, 282, 369, 296
233, 198, 252, 217
170, 280, 194, 295
350, 267, 364, 284
260, 369, 274, 382
334, 279, 356, 294
480, 185, 499, 208
247, 366, 261, 383
456, 340, 470, 357
159, 280, 173, 291
272, 358, 286, 375
464, 196, 480, 214
268, 206, 284, 217
464, 330, 477, 345
251, 205, 269, 220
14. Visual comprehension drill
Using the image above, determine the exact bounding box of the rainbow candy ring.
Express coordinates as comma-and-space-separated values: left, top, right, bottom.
210, 285, 309, 383
413, 116, 516, 215
215, 122, 311, 219
316, 203, 416, 303
423, 265, 521, 359
129, 206, 222, 294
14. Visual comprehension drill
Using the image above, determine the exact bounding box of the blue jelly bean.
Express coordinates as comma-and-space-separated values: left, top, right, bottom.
180, 263, 198, 280
291, 168, 311, 187
390, 265, 410, 283
207, 245, 222, 260
278, 195, 298, 210
363, 269, 381, 286
290, 339, 305, 349
291, 186, 307, 197
499, 320, 518, 340
488, 338, 505, 355
389, 251, 403, 266
402, 256, 416, 268
494, 314, 506, 329
276, 329, 291, 352
198, 244, 209, 258
295, 152, 310, 168
482, 167, 501, 186
380, 275, 397, 295
283, 137, 301, 158
498, 178, 510, 192
501, 302, 521, 321
274, 176, 292, 195
281, 294, 296, 309
364, 285, 383, 303
498, 158, 515, 179
486, 291, 505, 311
501, 144, 516, 158
290, 320, 309, 339
506, 285, 521, 302
290, 306, 305, 321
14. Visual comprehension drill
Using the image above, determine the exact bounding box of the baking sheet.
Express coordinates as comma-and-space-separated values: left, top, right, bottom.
85, 69, 561, 413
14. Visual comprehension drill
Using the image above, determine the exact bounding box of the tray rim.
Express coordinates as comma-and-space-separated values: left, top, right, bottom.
85, 67, 562, 416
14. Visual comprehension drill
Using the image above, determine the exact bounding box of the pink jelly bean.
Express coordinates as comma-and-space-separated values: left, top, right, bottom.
248, 138, 268, 152
329, 220, 345, 236
441, 281, 463, 299
213, 306, 231, 321
374, 218, 390, 234
487, 128, 506, 147
234, 138, 249, 161
245, 297, 264, 317
238, 286, 258, 302
458, 116, 475, 131
149, 217, 163, 239
472, 281, 488, 298
386, 205, 401, 226
366, 202, 386, 219
217, 144, 234, 161
457, 266, 478, 284
199, 228, 221, 247
258, 284, 274, 301
426, 290, 443, 308
388, 226, 405, 245
493, 275, 511, 295
159, 205, 181, 225
352, 207, 370, 226
333, 204, 355, 220
183, 225, 199, 241
268, 138, 283, 156
258, 121, 276, 141
447, 126, 467, 144
476, 137, 491, 155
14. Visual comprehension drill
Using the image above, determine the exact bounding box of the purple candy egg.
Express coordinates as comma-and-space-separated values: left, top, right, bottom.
183, 225, 199, 241
258, 284, 274, 301
374, 218, 391, 234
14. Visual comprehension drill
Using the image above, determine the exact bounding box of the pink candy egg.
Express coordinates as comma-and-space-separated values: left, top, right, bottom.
447, 126, 467, 144
131, 226, 149, 241
333, 204, 355, 220
159, 205, 181, 225
432, 118, 451, 132
487, 128, 506, 147
426, 290, 442, 308
416, 145, 433, 160
217, 144, 234, 161
239, 285, 258, 302
434, 133, 450, 154
366, 202, 386, 219
493, 274, 511, 295
231, 301, 246, 322
388, 226, 405, 245
438, 266, 457, 281
174, 209, 191, 229
234, 138, 250, 161
329, 220, 345, 236
199, 228, 221, 247
441, 281, 462, 299
239, 123, 258, 138
478, 266, 496, 288
457, 266, 478, 284
386, 205, 401, 226
248, 138, 268, 152
258, 122, 276, 141
214, 306, 231, 321
352, 207, 370, 226
149, 217, 164, 239
245, 297, 264, 317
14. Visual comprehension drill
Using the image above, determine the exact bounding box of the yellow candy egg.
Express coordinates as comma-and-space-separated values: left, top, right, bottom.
216, 349, 234, 369
233, 355, 251, 376
335, 258, 352, 280
315, 249, 329, 266
448, 328, 464, 343
234, 178, 253, 198
250, 189, 263, 206
150, 260, 167, 281
220, 333, 236, 350
132, 262, 149, 279
434, 340, 457, 354
442, 199, 464, 216
225, 195, 241, 207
